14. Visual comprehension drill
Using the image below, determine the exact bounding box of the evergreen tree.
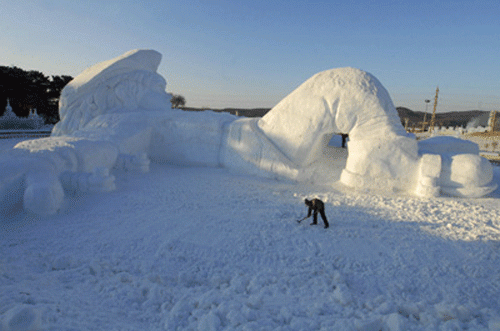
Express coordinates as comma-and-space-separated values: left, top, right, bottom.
0, 66, 73, 124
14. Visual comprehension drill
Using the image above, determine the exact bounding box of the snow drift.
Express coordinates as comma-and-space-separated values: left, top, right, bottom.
0, 49, 496, 215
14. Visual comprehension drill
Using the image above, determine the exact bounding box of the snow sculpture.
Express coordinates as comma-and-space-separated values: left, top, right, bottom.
1, 49, 170, 216
2, 98, 16, 118
255, 69, 496, 196
416, 136, 495, 197
0, 49, 496, 216
27, 108, 45, 128
257, 68, 419, 191
53, 49, 171, 136
0, 99, 44, 129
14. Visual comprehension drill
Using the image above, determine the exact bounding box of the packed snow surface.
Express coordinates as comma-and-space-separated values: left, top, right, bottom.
1, 137, 500, 330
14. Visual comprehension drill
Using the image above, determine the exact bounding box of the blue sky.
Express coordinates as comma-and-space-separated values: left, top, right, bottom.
1, 0, 499, 112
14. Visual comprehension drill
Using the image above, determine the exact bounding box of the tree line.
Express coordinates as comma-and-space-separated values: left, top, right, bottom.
0, 65, 190, 125
0, 66, 73, 124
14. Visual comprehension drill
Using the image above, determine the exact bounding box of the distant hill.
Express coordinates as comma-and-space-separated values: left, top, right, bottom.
396, 107, 490, 128
181, 107, 270, 118
181, 106, 491, 129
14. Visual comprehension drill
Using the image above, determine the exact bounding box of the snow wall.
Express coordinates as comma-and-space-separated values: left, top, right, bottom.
0, 49, 496, 216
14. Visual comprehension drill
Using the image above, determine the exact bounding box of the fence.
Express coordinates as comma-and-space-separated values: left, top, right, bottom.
0, 130, 51, 139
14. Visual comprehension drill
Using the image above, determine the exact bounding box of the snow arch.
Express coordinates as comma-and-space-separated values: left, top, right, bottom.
257, 68, 419, 191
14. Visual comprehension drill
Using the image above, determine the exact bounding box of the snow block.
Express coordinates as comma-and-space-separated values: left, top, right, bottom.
418, 136, 479, 155
448, 154, 493, 187
149, 110, 235, 167
17, 136, 119, 176
114, 153, 150, 173
0, 157, 29, 218
415, 154, 442, 197
418, 137, 497, 197
341, 136, 418, 192
67, 140, 118, 173
60, 167, 116, 193
23, 171, 64, 216
72, 112, 154, 156
14, 136, 81, 173
440, 153, 497, 197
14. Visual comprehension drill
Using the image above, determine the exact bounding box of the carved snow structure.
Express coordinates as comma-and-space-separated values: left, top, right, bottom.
255, 68, 496, 197
258, 68, 417, 191
0, 49, 496, 216
0, 99, 44, 130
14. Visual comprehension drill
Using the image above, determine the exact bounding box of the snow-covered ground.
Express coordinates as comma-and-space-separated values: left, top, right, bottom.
1, 137, 500, 331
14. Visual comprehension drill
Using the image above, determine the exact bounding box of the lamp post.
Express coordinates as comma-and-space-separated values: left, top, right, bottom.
422, 99, 430, 131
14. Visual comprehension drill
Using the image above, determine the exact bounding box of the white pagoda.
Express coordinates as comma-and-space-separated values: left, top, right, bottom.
0, 98, 45, 130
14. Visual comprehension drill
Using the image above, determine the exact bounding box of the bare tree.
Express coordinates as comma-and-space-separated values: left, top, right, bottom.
171, 94, 186, 109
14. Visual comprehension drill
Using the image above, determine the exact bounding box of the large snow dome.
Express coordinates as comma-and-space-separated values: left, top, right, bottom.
0, 49, 497, 216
